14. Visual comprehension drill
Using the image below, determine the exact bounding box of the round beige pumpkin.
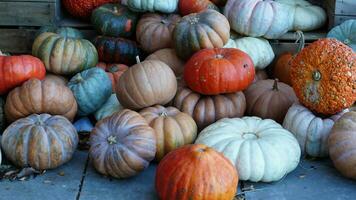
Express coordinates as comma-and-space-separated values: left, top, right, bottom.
140, 105, 198, 161
116, 59, 177, 110
145, 48, 184, 77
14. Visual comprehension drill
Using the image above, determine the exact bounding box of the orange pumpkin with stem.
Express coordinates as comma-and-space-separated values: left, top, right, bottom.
97, 62, 128, 92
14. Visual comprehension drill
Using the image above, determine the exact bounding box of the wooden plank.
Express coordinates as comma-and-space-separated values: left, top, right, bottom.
276, 31, 326, 41
331, 15, 356, 27
325, 0, 356, 16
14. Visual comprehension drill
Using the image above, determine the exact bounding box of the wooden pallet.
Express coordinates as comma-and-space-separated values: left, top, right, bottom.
325, 0, 356, 29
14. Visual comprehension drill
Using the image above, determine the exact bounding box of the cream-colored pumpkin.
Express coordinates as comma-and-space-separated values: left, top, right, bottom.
196, 117, 301, 182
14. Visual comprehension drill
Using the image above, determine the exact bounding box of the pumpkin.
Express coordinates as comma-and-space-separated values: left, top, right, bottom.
224, 36, 275, 70
93, 36, 145, 65
139, 105, 198, 161
253, 70, 268, 83
0, 54, 46, 95
224, 0, 291, 39
94, 94, 124, 121
276, 0, 327, 31
0, 97, 4, 132
121, 0, 178, 13
155, 144, 238, 200
290, 38, 356, 115
145, 48, 185, 77
329, 112, 356, 179
92, 4, 139, 38
74, 117, 94, 150
136, 13, 181, 53
173, 10, 230, 60
327, 19, 356, 51
68, 67, 112, 116
1, 113, 78, 170
196, 117, 301, 182
37, 26, 83, 38
62, 0, 118, 19
45, 74, 68, 85
184, 48, 255, 95
245, 79, 298, 123
5, 78, 77, 122
116, 59, 177, 110
173, 87, 246, 129
32, 32, 98, 75
283, 103, 348, 157
90, 109, 156, 178
97, 62, 128, 92
178, 0, 219, 16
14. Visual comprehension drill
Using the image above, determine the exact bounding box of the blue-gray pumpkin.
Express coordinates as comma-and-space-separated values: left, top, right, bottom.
37, 26, 84, 38
94, 94, 123, 121
327, 20, 356, 51
68, 67, 112, 116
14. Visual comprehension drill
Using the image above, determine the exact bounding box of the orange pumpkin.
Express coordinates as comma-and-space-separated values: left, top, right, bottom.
290, 38, 356, 115
155, 144, 238, 200
179, 0, 218, 16
97, 62, 128, 92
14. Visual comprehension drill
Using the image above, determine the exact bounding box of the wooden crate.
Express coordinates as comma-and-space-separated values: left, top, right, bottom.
325, 0, 356, 29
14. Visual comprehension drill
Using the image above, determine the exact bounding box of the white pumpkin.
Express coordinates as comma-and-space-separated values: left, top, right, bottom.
195, 117, 301, 182
224, 0, 291, 39
224, 36, 275, 69
276, 0, 327, 31
121, 0, 178, 13
283, 103, 348, 158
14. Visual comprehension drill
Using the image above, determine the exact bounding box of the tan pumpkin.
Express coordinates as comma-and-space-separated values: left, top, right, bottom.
5, 78, 77, 122
116, 58, 177, 110
139, 105, 198, 161
245, 79, 298, 123
136, 13, 181, 53
45, 74, 68, 85
145, 48, 185, 77
173, 87, 246, 129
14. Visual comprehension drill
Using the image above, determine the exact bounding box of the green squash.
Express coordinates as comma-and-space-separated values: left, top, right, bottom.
122, 0, 178, 13
68, 67, 112, 116
94, 94, 124, 121
92, 4, 139, 38
37, 26, 84, 38
327, 20, 356, 51
32, 32, 98, 75
0, 97, 5, 132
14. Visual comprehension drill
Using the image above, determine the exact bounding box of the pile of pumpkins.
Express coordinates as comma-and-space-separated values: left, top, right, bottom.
0, 0, 355, 199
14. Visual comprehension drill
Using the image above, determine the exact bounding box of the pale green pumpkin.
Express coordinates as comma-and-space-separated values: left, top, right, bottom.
122, 0, 178, 13
327, 20, 356, 51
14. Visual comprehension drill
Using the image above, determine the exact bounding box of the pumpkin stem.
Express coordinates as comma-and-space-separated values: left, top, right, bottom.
159, 112, 168, 117
107, 135, 117, 145
74, 74, 84, 83
108, 65, 119, 73
136, 56, 141, 64
312, 70, 322, 81
113, 6, 118, 13
273, 79, 279, 91
295, 30, 305, 53
0, 50, 8, 56
35, 116, 44, 126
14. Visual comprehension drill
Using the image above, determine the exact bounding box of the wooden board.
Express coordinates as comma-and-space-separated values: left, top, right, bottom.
325, 0, 356, 16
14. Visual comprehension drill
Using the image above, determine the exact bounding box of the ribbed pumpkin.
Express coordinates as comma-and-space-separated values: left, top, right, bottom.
37, 26, 83, 38
173, 10, 230, 60
136, 13, 181, 53
245, 79, 298, 123
68, 68, 112, 116
94, 94, 123, 121
62, 0, 118, 19
327, 19, 356, 51
32, 32, 98, 75
290, 38, 356, 115
178, 0, 218, 16
116, 59, 177, 110
5, 78, 77, 122
97, 62, 128, 92
140, 105, 198, 161
155, 144, 238, 200
145, 48, 184, 77
90, 109, 156, 178
184, 48, 255, 95
45, 74, 68, 85
329, 112, 356, 179
224, 0, 291, 39
92, 4, 139, 38
93, 36, 145, 65
122, 0, 178, 13
173, 87, 246, 129
0, 97, 4, 132
1, 114, 78, 170
0, 54, 46, 95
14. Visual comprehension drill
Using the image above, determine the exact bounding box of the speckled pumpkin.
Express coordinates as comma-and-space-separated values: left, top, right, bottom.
290, 38, 356, 115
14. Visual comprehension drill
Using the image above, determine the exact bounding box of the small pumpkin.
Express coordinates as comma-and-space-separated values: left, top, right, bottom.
74, 117, 94, 150
1, 114, 78, 170
173, 87, 246, 129
290, 38, 356, 115
329, 112, 356, 179
253, 70, 268, 83
327, 19, 356, 51
0, 97, 4, 132
97, 62, 128, 92
90, 109, 156, 178
245, 79, 298, 123
116, 59, 177, 110
37, 26, 83, 38
155, 144, 238, 200
145, 48, 185, 77
45, 74, 68, 85
68, 67, 112, 116
184, 48, 255, 95
62, 0, 118, 19
92, 4, 139, 38
5, 78, 77, 122
122, 0, 178, 13
136, 13, 181, 53
178, 0, 219, 16
94, 94, 124, 121
173, 9, 230, 59
196, 117, 301, 182
32, 32, 98, 75
139, 105, 198, 161
93, 36, 145, 65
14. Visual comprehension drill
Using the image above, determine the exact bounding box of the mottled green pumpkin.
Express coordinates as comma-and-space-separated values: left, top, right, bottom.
94, 94, 124, 121
0, 97, 4, 132
32, 32, 98, 75
68, 67, 112, 116
37, 26, 84, 38
92, 4, 139, 38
